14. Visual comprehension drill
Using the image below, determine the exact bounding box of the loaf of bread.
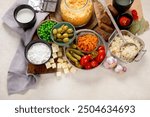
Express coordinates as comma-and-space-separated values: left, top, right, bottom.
93, 1, 118, 42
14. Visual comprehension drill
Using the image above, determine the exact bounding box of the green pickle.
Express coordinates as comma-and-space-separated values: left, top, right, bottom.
75, 62, 82, 68
66, 52, 78, 63
68, 48, 84, 56
72, 52, 81, 60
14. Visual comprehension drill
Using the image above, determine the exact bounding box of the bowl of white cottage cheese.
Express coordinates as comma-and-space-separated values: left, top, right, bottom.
25, 40, 52, 65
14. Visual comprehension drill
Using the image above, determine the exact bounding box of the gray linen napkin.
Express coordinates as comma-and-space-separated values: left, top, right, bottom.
2, 0, 48, 95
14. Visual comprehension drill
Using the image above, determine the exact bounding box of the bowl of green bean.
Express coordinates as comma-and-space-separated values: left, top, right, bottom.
37, 20, 57, 43
51, 22, 76, 46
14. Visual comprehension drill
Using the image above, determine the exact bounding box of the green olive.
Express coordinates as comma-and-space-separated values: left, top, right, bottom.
57, 28, 63, 33
63, 33, 69, 38
63, 25, 69, 31
68, 34, 74, 37
57, 33, 62, 38
53, 29, 57, 35
71, 44, 77, 49
63, 38, 69, 43
67, 28, 73, 33
61, 25, 65, 29
57, 39, 63, 42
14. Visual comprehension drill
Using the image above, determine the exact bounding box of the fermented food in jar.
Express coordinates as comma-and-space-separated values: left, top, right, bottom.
60, 0, 93, 27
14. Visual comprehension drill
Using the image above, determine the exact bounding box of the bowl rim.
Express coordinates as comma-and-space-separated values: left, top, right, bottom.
37, 19, 58, 43
25, 39, 52, 65
50, 22, 76, 47
64, 29, 107, 70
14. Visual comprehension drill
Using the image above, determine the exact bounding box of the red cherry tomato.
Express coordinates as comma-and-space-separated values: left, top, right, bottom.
87, 54, 92, 60
80, 55, 91, 67
131, 10, 138, 20
95, 54, 105, 63
98, 45, 105, 51
90, 60, 99, 68
84, 63, 92, 69
98, 49, 105, 56
132, 10, 137, 16
119, 16, 131, 27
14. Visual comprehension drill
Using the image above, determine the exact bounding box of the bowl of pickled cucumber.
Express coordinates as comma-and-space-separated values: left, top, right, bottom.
51, 22, 76, 46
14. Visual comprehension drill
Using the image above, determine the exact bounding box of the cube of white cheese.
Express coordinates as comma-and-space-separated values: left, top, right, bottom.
52, 53, 57, 59
57, 63, 62, 69
64, 68, 69, 74
52, 63, 56, 69
67, 63, 72, 68
70, 67, 77, 73
52, 43, 58, 48
62, 57, 67, 62
62, 62, 68, 69
49, 58, 54, 63
59, 47, 63, 52
52, 46, 59, 53
56, 71, 62, 77
45, 62, 51, 69
57, 58, 64, 63
57, 51, 63, 57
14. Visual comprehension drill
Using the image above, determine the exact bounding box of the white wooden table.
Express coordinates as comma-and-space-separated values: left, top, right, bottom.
0, 0, 150, 99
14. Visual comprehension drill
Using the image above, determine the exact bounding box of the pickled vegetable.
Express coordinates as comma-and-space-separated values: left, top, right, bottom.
58, 28, 63, 33
72, 52, 81, 60
63, 25, 69, 31
63, 38, 69, 43
67, 28, 73, 33
60, 0, 93, 26
57, 33, 62, 38
71, 44, 77, 49
52, 24, 74, 43
68, 34, 74, 37
68, 48, 84, 56
63, 33, 69, 38
75, 61, 82, 68
53, 29, 57, 35
66, 52, 78, 63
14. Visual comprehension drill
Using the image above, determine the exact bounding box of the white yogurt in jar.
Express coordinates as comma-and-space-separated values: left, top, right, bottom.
16, 8, 34, 23
27, 43, 51, 65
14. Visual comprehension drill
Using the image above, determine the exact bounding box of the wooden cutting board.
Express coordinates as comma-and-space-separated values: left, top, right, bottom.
27, 0, 143, 74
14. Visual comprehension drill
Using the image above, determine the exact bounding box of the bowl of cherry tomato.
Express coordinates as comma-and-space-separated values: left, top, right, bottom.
117, 13, 133, 29
65, 29, 107, 70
